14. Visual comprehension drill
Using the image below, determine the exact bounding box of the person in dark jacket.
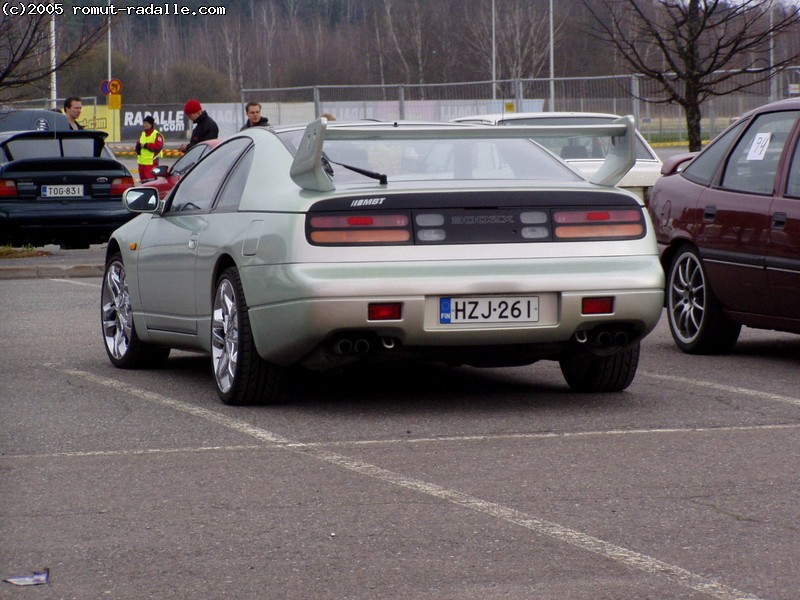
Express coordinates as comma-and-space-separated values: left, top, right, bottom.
240, 101, 269, 131
63, 97, 85, 130
179, 99, 219, 152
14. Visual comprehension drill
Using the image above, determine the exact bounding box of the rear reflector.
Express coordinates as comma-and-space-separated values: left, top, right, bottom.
582, 297, 614, 314
368, 303, 402, 320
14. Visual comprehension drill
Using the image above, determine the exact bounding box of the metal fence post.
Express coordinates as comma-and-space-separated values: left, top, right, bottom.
514, 79, 523, 110
399, 85, 405, 120
630, 75, 640, 128
313, 86, 321, 119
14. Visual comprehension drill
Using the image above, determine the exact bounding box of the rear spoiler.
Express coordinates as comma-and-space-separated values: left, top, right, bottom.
290, 116, 637, 192
0, 129, 109, 160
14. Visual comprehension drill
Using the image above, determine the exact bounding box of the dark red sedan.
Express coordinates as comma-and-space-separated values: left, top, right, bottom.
147, 139, 220, 199
648, 98, 800, 353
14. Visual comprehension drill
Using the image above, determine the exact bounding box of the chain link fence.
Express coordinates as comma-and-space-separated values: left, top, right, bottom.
243, 68, 800, 144
5, 69, 799, 143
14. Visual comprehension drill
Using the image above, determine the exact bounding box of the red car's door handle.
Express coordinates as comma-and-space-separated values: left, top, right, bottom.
703, 206, 716, 222
771, 212, 787, 229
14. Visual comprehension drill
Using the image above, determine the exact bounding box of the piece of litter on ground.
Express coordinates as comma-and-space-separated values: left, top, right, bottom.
3, 567, 50, 586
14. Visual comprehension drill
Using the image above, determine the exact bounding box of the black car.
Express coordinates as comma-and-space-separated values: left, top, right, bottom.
0, 129, 135, 248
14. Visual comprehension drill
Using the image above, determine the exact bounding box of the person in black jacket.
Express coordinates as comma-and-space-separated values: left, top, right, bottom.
240, 101, 269, 131
179, 99, 219, 152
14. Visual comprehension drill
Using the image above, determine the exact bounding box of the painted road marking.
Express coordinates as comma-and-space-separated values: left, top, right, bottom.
42, 364, 768, 600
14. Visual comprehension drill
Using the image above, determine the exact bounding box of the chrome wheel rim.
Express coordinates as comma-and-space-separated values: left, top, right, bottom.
212, 278, 239, 394
669, 252, 706, 344
102, 261, 133, 359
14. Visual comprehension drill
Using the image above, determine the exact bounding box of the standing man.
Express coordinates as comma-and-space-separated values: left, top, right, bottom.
64, 97, 84, 130
135, 115, 164, 183
239, 101, 269, 131
179, 99, 218, 152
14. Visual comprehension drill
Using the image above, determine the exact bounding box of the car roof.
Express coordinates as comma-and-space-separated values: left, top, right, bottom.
0, 109, 72, 132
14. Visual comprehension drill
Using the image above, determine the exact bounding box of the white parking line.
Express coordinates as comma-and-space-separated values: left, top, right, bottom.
45, 364, 767, 600
643, 371, 800, 408
50, 278, 100, 287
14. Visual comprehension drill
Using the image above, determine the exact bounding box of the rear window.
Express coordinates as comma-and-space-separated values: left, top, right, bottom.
279, 131, 582, 184
4, 137, 99, 160
498, 117, 654, 161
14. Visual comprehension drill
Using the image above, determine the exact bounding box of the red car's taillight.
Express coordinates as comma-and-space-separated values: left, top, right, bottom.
0, 179, 18, 197
111, 176, 135, 196
553, 209, 643, 239
308, 213, 411, 245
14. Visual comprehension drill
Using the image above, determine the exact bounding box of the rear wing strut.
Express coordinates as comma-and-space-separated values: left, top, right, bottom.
290, 116, 637, 192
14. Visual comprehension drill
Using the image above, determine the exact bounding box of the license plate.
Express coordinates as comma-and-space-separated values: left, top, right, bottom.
42, 184, 84, 198
439, 296, 540, 324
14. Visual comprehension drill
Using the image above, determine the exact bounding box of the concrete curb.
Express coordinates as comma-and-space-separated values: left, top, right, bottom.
0, 263, 104, 280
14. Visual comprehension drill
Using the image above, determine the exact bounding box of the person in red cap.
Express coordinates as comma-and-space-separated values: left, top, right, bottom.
179, 99, 219, 152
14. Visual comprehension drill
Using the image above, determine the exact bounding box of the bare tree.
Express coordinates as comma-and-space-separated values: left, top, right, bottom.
584, 0, 800, 150
0, 13, 108, 102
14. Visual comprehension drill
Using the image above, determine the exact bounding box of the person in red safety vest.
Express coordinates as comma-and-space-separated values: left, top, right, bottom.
135, 115, 164, 183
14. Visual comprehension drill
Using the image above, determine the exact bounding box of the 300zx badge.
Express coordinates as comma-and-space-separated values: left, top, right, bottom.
451, 215, 515, 225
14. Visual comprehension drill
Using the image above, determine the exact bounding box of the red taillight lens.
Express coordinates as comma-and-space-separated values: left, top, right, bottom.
0, 179, 18, 197
368, 303, 402, 320
111, 176, 135, 196
582, 297, 615, 314
308, 213, 412, 245
554, 209, 643, 239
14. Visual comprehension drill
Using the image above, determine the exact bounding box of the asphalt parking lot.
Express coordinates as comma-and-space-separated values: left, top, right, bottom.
2, 273, 799, 599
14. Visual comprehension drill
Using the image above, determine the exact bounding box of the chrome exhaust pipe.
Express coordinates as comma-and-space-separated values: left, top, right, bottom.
334, 339, 353, 355
614, 331, 629, 346
354, 339, 370, 354
594, 331, 614, 347
381, 337, 396, 350
574, 331, 588, 344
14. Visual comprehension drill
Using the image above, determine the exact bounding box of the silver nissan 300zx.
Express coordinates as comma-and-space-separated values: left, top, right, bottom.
101, 117, 664, 405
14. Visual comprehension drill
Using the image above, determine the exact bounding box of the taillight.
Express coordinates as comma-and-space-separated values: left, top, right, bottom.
0, 179, 18, 197
308, 213, 412, 245
553, 209, 643, 239
111, 176, 135, 196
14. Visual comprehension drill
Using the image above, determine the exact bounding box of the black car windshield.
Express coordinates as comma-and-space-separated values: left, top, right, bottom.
4, 137, 99, 160
280, 130, 582, 183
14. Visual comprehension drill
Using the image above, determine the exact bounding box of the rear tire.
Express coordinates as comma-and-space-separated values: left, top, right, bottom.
667, 246, 740, 354
211, 267, 283, 405
559, 343, 640, 392
101, 252, 170, 368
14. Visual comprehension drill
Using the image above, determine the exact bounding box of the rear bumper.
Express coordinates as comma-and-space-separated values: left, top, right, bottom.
242, 256, 665, 366
0, 201, 133, 246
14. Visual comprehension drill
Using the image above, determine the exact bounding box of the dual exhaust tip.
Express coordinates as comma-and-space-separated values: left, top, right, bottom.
334, 336, 397, 355
574, 328, 629, 348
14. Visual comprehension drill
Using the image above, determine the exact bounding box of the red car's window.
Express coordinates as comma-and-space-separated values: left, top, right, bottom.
720, 110, 799, 195
787, 136, 800, 198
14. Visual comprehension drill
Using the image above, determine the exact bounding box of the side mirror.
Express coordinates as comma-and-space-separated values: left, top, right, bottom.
123, 187, 160, 213
152, 165, 168, 177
